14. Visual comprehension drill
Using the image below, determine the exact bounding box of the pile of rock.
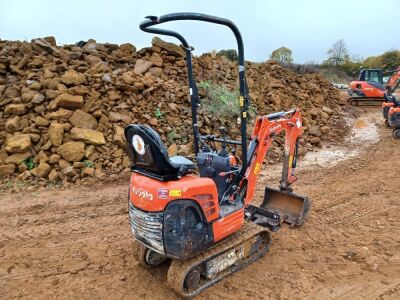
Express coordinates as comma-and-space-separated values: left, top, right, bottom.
0, 36, 346, 185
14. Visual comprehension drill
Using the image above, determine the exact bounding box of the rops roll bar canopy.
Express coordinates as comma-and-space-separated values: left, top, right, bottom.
139, 12, 250, 174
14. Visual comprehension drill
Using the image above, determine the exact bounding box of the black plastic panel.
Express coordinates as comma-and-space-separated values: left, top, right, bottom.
163, 200, 213, 259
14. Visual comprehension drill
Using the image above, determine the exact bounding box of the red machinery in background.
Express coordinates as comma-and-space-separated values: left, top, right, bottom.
348, 68, 400, 106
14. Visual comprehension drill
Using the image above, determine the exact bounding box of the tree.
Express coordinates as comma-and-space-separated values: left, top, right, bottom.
341, 55, 363, 75
380, 50, 400, 70
363, 55, 381, 68
270, 47, 293, 64
217, 49, 238, 61
324, 39, 349, 67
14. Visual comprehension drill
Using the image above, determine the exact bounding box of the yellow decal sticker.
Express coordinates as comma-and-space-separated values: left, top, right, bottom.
289, 155, 293, 167
169, 189, 182, 197
253, 162, 261, 175
239, 96, 244, 107
242, 112, 247, 118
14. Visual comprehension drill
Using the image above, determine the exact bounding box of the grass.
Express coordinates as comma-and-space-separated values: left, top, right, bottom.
167, 130, 176, 143
154, 107, 163, 119
83, 160, 94, 168
23, 157, 36, 170
46, 179, 62, 189
1, 179, 29, 191
198, 81, 257, 119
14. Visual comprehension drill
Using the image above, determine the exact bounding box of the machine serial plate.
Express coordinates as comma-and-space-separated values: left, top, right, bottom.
205, 245, 245, 279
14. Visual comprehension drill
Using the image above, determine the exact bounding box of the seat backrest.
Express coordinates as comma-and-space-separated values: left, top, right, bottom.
124, 124, 180, 180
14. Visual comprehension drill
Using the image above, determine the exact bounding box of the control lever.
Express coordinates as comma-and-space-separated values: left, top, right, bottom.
219, 126, 227, 149
195, 124, 211, 152
218, 126, 229, 157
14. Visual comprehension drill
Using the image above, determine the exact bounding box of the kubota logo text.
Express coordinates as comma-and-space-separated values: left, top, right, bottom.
269, 124, 282, 133
131, 186, 153, 200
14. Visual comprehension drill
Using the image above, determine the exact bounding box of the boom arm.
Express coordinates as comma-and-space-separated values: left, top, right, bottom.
387, 70, 400, 94
243, 109, 303, 205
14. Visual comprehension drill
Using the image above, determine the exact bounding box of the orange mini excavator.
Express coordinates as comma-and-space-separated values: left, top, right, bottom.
125, 13, 310, 298
348, 69, 386, 105
348, 68, 400, 106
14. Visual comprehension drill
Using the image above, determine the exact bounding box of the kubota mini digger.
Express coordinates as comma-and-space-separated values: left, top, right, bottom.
348, 68, 400, 106
125, 13, 310, 298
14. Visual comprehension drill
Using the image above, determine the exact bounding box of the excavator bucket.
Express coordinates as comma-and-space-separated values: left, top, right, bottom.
259, 187, 310, 227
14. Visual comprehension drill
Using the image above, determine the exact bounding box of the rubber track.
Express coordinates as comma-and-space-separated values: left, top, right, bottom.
348, 97, 384, 106
167, 221, 271, 298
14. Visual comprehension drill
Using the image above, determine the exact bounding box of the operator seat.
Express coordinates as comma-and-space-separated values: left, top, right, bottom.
124, 124, 195, 181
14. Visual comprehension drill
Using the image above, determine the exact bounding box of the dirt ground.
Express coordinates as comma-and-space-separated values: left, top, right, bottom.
0, 108, 399, 300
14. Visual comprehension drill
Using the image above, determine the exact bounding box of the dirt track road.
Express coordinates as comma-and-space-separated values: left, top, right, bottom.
1, 110, 399, 299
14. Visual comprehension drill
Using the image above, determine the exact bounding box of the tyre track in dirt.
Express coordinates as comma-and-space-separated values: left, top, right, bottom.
0, 110, 399, 299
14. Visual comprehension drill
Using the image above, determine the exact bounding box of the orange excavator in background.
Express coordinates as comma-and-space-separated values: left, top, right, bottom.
348, 68, 400, 106
125, 13, 309, 298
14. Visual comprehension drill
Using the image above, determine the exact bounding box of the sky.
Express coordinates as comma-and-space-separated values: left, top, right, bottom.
0, 0, 398, 63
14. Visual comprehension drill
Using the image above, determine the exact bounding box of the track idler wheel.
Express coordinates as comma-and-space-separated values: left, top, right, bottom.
392, 129, 400, 139
348, 99, 358, 106
183, 266, 202, 293
133, 240, 167, 268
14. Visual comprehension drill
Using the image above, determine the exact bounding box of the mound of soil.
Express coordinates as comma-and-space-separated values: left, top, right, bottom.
0, 36, 346, 186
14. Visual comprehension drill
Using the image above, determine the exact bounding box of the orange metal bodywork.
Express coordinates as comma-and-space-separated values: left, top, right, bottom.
130, 173, 220, 222
389, 106, 400, 116
382, 102, 394, 108
387, 70, 400, 91
130, 109, 304, 244
130, 172, 244, 242
212, 209, 244, 242
350, 81, 385, 98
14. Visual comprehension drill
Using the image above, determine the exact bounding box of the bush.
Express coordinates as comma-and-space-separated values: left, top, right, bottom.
198, 81, 257, 119
217, 49, 238, 61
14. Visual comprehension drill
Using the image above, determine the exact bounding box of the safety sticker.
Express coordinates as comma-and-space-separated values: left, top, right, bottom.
132, 135, 145, 155
253, 162, 261, 175
169, 189, 182, 197
157, 188, 169, 199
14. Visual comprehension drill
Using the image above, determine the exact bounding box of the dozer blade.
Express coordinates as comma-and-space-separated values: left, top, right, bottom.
259, 187, 310, 227
348, 97, 385, 106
